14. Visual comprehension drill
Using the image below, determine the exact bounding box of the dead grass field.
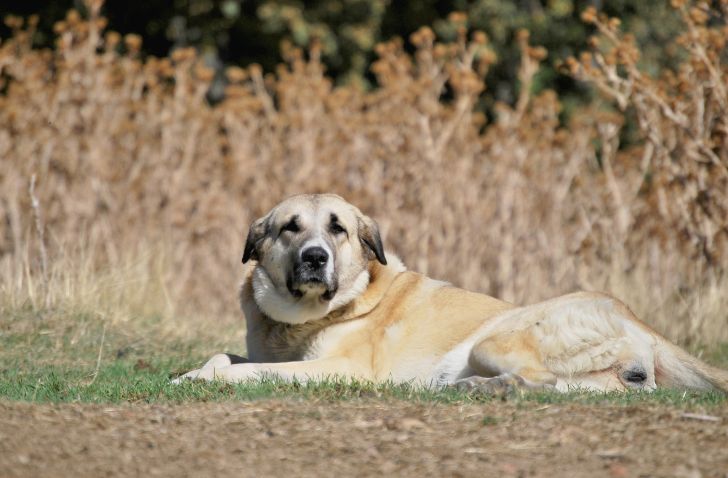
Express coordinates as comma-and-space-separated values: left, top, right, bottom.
2, 1, 728, 346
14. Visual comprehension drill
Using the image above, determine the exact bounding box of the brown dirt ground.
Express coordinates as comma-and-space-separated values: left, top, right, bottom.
1, 400, 727, 478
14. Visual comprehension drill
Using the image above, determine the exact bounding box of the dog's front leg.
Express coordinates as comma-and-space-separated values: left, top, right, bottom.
173, 356, 366, 384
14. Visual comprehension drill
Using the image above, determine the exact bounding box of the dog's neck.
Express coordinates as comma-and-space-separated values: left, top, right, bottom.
335, 255, 407, 320
243, 254, 406, 325
239, 255, 407, 362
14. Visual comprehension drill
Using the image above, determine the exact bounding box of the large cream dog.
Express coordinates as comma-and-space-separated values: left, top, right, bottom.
176, 194, 728, 393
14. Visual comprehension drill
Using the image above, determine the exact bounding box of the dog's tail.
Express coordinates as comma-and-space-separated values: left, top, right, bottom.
654, 339, 728, 392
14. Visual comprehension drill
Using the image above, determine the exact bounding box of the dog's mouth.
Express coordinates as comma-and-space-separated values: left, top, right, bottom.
287, 271, 338, 302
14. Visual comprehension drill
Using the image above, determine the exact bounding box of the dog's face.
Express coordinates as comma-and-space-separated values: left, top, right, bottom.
242, 194, 386, 324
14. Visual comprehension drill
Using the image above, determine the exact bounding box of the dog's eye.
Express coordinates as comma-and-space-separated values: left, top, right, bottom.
330, 222, 346, 235
281, 219, 300, 234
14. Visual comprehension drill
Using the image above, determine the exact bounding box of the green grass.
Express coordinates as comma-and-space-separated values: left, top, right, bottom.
2, 308, 728, 407
1, 357, 727, 408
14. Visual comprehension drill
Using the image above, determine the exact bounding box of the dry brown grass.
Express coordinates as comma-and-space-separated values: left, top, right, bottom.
1, 1, 727, 347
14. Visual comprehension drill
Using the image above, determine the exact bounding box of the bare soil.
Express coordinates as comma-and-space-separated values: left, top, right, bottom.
1, 400, 727, 478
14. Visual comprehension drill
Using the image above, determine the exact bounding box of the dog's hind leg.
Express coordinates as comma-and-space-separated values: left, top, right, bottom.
453, 330, 558, 395
453, 293, 663, 393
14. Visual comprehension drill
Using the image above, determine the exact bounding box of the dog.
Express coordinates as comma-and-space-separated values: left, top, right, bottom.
175, 194, 728, 393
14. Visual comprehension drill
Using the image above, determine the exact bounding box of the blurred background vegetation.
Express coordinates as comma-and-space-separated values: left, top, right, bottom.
2, 0, 727, 347
0, 0, 684, 112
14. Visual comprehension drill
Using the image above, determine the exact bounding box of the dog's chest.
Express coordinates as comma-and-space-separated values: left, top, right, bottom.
250, 312, 366, 362
303, 319, 368, 360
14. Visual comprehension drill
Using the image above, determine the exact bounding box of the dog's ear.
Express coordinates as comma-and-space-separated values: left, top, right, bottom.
242, 216, 268, 263
358, 215, 387, 265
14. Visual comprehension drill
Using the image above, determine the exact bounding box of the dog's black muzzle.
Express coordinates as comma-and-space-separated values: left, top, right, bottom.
287, 246, 337, 301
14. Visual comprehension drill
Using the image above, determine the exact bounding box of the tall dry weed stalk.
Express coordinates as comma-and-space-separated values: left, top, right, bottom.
1, 1, 726, 344
565, 1, 728, 280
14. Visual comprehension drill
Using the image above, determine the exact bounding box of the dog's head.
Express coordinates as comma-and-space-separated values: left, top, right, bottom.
242, 194, 386, 324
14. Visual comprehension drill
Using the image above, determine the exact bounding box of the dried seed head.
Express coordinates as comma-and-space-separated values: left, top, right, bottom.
67, 10, 80, 23
53, 20, 67, 34
171, 47, 196, 63
689, 7, 709, 24
4, 15, 23, 29
194, 64, 215, 82
225, 66, 247, 83
410, 26, 435, 48
528, 46, 548, 61
561, 57, 579, 74
124, 33, 143, 53
248, 63, 263, 78
105, 31, 120, 48
159, 58, 174, 77
472, 31, 488, 45
581, 7, 598, 24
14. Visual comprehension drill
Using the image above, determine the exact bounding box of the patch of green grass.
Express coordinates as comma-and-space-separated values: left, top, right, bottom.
2, 307, 727, 408
518, 386, 727, 408
1, 357, 726, 407
0, 358, 469, 404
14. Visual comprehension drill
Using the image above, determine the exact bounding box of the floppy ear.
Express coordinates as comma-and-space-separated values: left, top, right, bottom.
358, 215, 387, 265
242, 216, 268, 263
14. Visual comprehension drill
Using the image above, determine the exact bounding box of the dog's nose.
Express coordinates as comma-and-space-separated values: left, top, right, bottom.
301, 246, 329, 269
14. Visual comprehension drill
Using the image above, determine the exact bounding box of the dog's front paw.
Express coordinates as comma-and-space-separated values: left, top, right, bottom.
170, 354, 238, 384
171, 367, 215, 384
